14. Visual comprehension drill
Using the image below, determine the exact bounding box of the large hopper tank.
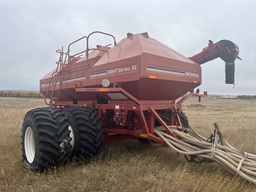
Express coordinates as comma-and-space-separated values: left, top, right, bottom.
40, 32, 201, 105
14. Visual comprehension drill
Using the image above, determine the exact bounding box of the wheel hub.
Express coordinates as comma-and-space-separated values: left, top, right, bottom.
24, 127, 35, 163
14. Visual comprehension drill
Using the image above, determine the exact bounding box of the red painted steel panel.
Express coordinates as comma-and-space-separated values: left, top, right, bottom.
40, 33, 201, 104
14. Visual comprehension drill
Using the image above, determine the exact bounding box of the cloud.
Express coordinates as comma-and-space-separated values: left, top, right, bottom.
0, 0, 255, 94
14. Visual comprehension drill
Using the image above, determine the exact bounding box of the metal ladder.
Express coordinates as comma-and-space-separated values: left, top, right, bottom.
44, 47, 68, 106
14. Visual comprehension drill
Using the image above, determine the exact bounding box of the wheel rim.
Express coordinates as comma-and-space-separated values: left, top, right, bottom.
68, 125, 75, 151
24, 127, 36, 163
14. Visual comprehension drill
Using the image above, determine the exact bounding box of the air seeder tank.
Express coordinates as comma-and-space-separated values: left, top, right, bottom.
40, 32, 202, 106
22, 31, 240, 171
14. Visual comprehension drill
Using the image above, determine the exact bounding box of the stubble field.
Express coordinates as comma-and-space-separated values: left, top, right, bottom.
0, 96, 256, 192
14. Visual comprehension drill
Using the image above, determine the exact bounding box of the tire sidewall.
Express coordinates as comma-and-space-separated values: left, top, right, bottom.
22, 111, 40, 170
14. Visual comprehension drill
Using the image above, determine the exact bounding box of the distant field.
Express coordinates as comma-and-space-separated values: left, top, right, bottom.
0, 96, 256, 191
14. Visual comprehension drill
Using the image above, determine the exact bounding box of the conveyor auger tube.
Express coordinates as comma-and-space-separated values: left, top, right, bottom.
189, 40, 242, 84
154, 123, 256, 185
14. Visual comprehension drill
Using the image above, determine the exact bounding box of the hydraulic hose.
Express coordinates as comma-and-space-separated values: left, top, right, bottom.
154, 126, 256, 184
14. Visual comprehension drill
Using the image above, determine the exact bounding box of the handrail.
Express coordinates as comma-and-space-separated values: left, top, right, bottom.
45, 31, 116, 106
67, 35, 88, 62
86, 31, 117, 60
67, 31, 116, 63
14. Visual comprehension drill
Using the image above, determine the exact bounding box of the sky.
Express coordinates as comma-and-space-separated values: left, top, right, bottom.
0, 0, 255, 95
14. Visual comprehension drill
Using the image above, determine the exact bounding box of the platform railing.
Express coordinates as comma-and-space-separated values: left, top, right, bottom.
44, 31, 117, 106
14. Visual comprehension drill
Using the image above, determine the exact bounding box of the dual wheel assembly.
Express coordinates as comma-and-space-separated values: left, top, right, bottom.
21, 106, 104, 171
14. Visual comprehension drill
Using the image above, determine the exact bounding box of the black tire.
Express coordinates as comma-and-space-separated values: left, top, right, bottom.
21, 107, 72, 171
178, 110, 189, 128
64, 106, 104, 159
155, 109, 189, 128
155, 109, 172, 126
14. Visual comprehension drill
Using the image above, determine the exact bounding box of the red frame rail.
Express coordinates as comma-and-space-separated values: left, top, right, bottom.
75, 87, 186, 143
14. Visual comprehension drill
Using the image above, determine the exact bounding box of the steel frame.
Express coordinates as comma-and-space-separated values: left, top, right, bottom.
74, 87, 192, 143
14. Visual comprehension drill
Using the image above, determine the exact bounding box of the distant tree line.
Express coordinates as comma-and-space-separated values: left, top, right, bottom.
237, 95, 256, 99
0, 90, 44, 98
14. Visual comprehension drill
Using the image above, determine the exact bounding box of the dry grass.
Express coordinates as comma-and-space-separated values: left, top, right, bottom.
0, 96, 256, 191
